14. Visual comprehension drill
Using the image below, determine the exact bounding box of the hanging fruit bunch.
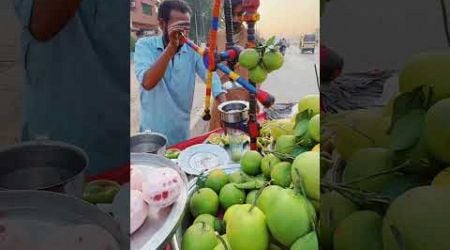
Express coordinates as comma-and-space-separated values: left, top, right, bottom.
238, 36, 284, 84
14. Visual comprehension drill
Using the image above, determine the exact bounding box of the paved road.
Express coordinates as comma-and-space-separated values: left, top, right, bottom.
130, 46, 319, 137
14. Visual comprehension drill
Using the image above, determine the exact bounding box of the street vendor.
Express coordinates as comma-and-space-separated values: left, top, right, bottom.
134, 0, 226, 146
209, 0, 261, 131
13, 0, 129, 175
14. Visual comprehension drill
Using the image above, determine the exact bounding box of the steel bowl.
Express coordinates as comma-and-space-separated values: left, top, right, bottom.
131, 130, 168, 155
0, 139, 88, 197
130, 153, 189, 250
218, 100, 249, 124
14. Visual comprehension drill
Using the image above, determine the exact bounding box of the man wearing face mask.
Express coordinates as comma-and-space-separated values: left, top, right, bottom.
209, 0, 261, 130
134, 0, 225, 145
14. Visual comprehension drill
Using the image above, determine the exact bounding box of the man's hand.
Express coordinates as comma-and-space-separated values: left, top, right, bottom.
167, 21, 190, 51
30, 0, 81, 41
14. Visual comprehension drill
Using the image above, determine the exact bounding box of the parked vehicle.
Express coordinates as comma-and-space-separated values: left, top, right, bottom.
300, 34, 316, 54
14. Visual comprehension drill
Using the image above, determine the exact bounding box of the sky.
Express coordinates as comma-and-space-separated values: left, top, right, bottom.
256, 0, 319, 40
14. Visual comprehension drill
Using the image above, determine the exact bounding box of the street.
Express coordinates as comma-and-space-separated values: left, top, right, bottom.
130, 46, 319, 137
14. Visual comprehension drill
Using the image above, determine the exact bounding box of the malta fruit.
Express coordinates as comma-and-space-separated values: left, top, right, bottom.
342, 148, 395, 192
246, 189, 258, 204
193, 214, 220, 232
213, 234, 231, 250
226, 204, 269, 250
275, 135, 297, 154
332, 109, 390, 160
432, 167, 450, 187
382, 186, 450, 250
241, 150, 263, 175
264, 189, 314, 247
334, 210, 383, 250
399, 52, 450, 102
219, 183, 246, 209
205, 169, 229, 193
308, 114, 320, 142
292, 151, 320, 200
320, 191, 358, 249
424, 98, 450, 163
263, 50, 284, 71
271, 162, 292, 188
83, 180, 120, 204
256, 185, 284, 213
249, 65, 268, 83
190, 188, 219, 217
239, 48, 260, 69
290, 231, 319, 250
182, 222, 218, 250
298, 95, 320, 115
261, 153, 281, 178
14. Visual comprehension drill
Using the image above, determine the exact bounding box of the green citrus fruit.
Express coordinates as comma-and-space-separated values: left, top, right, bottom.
292, 151, 320, 200
193, 214, 222, 232
275, 135, 297, 154
298, 94, 320, 115
219, 183, 246, 209
213, 234, 231, 250
205, 169, 229, 193
382, 186, 450, 250
256, 185, 284, 214
246, 189, 258, 204
264, 189, 314, 247
432, 167, 450, 187
229, 170, 249, 183
182, 222, 218, 250
399, 52, 450, 102
190, 188, 219, 217
334, 211, 383, 250
308, 114, 320, 142
261, 153, 281, 179
226, 204, 269, 250
241, 150, 263, 176
320, 191, 358, 249
290, 231, 319, 250
239, 48, 260, 69
425, 99, 450, 163
263, 50, 284, 71
342, 148, 394, 192
249, 65, 268, 83
271, 162, 292, 188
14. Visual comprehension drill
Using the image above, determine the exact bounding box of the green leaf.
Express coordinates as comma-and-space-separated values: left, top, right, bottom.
390, 109, 426, 151
291, 146, 309, 157
265, 36, 276, 47
294, 109, 312, 137
388, 85, 427, 133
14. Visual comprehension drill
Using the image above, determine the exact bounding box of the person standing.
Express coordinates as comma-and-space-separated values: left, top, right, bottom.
134, 0, 225, 145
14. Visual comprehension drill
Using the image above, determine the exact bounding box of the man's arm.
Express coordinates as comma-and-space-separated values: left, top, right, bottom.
29, 0, 81, 41
140, 21, 189, 90
140, 44, 177, 90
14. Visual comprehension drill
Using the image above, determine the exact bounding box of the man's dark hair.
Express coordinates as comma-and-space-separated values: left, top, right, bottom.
158, 0, 192, 21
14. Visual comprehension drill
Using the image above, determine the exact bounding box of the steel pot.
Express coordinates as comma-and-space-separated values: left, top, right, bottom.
0, 139, 88, 197
218, 100, 249, 124
130, 130, 168, 155
0, 190, 125, 249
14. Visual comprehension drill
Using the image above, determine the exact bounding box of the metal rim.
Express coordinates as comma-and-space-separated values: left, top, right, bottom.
0, 140, 89, 191
177, 144, 231, 175
217, 100, 249, 114
130, 153, 189, 250
0, 190, 122, 244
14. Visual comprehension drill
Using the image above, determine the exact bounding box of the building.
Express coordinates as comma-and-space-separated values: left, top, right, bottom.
130, 0, 160, 36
